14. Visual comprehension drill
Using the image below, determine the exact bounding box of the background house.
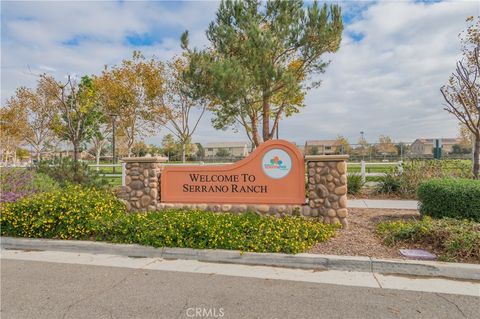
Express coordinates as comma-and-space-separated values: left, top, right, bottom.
410, 138, 461, 155
304, 140, 341, 155
204, 142, 250, 158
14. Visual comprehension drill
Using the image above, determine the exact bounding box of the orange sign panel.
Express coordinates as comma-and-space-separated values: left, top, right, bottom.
160, 140, 305, 204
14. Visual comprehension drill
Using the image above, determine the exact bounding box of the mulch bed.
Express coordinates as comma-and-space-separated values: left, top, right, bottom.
310, 208, 420, 259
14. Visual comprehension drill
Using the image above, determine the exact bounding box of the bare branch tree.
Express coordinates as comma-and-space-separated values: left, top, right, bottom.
160, 57, 207, 162
441, 16, 480, 178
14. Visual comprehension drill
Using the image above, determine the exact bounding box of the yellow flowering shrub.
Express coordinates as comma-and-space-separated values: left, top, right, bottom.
1, 187, 338, 254
0, 185, 125, 239
101, 211, 338, 254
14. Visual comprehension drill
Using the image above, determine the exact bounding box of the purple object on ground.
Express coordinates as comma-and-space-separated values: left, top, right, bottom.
399, 249, 437, 260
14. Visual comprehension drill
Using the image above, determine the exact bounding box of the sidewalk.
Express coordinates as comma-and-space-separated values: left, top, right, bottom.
2, 237, 479, 281
348, 199, 419, 210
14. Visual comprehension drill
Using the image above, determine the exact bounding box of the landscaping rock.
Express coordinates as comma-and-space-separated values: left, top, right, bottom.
337, 208, 348, 218
140, 195, 151, 207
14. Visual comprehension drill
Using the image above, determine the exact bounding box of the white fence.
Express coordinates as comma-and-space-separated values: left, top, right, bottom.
348, 161, 402, 183
88, 160, 403, 187
88, 162, 235, 187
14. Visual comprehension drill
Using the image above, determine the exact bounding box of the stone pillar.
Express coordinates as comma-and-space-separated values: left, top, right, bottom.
305, 155, 349, 228
119, 157, 168, 212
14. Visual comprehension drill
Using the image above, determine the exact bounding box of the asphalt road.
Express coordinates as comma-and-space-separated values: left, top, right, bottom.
1, 258, 479, 319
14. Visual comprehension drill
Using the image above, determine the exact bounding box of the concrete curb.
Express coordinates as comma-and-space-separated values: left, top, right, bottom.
1, 237, 479, 281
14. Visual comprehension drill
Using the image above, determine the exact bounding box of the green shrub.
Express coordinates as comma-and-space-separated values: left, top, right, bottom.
376, 160, 472, 198
347, 173, 364, 195
36, 158, 108, 188
1, 188, 338, 254
376, 217, 480, 262
101, 211, 338, 254
0, 185, 125, 239
417, 178, 480, 221
376, 169, 401, 194
32, 172, 60, 193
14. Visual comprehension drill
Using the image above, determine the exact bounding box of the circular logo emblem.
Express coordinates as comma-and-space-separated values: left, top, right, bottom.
262, 148, 292, 179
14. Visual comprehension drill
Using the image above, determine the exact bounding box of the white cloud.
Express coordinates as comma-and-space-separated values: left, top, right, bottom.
2, 0, 478, 146
280, 0, 479, 144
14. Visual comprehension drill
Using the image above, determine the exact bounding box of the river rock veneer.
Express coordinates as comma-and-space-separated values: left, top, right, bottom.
119, 153, 349, 228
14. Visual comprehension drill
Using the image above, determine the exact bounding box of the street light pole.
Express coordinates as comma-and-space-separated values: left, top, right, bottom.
110, 114, 117, 174
360, 131, 365, 161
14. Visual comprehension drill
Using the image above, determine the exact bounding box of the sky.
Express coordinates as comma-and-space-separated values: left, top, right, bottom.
1, 0, 479, 146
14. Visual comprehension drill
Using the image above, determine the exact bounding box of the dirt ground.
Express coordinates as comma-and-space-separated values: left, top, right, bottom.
310, 208, 420, 259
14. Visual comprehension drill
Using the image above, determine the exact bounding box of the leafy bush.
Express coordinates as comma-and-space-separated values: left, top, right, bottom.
1, 186, 125, 239
377, 160, 472, 198
1, 187, 338, 254
0, 168, 59, 203
347, 173, 364, 195
376, 217, 480, 262
33, 173, 60, 193
376, 169, 401, 194
417, 178, 480, 221
36, 158, 107, 188
101, 211, 337, 254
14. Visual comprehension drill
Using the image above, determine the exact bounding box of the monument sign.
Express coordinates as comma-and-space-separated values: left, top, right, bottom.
160, 140, 305, 204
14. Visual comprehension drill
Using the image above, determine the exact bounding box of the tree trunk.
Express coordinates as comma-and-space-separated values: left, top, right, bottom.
127, 144, 132, 157
262, 93, 270, 142
251, 116, 261, 147
73, 141, 80, 173
96, 148, 101, 171
473, 134, 480, 179
73, 143, 79, 162
182, 142, 186, 163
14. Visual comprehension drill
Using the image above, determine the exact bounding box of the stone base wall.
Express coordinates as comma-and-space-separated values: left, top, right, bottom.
156, 203, 309, 217
118, 155, 348, 228
305, 155, 349, 228
118, 157, 167, 212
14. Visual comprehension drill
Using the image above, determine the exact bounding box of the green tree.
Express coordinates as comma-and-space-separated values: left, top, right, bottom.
131, 141, 149, 157
148, 144, 163, 156
161, 134, 180, 159
4, 80, 56, 162
182, 0, 343, 146
216, 148, 230, 158
43, 75, 102, 168
195, 143, 205, 159
335, 135, 352, 154
1, 101, 25, 163
451, 144, 472, 155
95, 51, 166, 157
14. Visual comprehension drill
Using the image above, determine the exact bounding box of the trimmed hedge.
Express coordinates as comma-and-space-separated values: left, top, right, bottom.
417, 178, 480, 221
0, 186, 337, 254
